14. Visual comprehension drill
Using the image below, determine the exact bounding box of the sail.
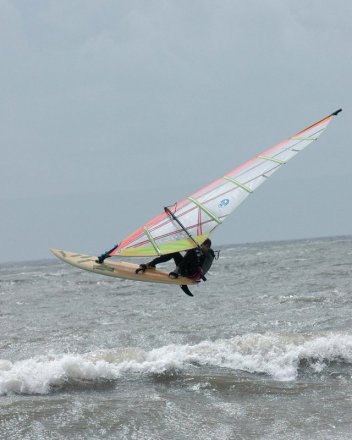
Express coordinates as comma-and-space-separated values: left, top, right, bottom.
110, 110, 342, 257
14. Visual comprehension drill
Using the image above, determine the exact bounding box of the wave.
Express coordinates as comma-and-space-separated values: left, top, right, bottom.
1, 333, 352, 395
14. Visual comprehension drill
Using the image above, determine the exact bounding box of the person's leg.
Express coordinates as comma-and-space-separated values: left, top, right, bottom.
171, 253, 183, 266
148, 252, 182, 267
136, 253, 183, 274
168, 253, 184, 278
180, 249, 199, 277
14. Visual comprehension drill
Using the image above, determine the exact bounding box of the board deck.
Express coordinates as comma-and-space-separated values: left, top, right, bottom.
50, 249, 197, 286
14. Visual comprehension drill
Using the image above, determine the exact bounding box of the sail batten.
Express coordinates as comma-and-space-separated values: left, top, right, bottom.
258, 155, 287, 165
188, 197, 223, 224
223, 176, 253, 193
109, 110, 341, 257
143, 226, 161, 255
291, 136, 318, 141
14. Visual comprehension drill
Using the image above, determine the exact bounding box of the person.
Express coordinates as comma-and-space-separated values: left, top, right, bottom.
135, 238, 215, 282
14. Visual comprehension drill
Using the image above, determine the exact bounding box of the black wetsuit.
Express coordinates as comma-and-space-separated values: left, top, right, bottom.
148, 248, 215, 278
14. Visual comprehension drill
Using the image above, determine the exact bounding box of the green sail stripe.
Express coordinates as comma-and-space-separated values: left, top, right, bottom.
187, 197, 222, 224
143, 226, 161, 255
223, 176, 253, 193
258, 155, 286, 165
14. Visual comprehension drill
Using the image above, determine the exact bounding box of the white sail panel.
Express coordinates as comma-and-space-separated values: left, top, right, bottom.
110, 110, 341, 257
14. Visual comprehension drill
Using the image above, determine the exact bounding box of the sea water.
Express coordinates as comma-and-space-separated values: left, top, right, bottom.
1, 236, 352, 439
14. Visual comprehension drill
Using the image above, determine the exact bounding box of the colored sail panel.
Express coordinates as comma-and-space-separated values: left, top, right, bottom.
111, 110, 341, 257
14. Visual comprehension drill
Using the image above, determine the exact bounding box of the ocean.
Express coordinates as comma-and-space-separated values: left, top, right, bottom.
1, 236, 352, 439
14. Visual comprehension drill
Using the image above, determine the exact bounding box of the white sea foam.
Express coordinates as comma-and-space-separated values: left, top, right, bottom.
1, 333, 352, 395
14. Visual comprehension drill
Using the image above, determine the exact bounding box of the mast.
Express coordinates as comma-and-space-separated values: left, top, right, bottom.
164, 206, 202, 250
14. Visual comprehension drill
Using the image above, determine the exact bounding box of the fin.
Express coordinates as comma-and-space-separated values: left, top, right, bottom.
180, 285, 194, 297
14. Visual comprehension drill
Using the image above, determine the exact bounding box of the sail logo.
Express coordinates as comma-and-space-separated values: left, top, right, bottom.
218, 198, 230, 208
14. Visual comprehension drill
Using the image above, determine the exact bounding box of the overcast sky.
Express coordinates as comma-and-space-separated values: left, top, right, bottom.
0, 0, 351, 263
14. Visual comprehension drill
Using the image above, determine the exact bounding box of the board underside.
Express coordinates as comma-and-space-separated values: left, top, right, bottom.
50, 249, 197, 285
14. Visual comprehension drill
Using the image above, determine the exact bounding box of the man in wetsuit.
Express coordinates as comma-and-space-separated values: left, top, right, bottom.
135, 238, 215, 282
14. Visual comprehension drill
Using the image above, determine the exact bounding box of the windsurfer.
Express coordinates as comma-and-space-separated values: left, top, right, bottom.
135, 239, 215, 281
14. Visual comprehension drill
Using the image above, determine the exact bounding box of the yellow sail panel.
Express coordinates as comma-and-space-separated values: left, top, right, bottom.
117, 234, 210, 257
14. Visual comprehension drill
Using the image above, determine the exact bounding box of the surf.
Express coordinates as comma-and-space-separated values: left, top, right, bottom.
1, 332, 352, 395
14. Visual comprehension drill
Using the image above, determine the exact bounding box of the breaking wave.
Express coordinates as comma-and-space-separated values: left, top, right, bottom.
1, 333, 352, 395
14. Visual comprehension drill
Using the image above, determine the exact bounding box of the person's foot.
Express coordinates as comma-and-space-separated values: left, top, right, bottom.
168, 271, 179, 279
135, 264, 147, 274
146, 263, 155, 269
135, 263, 155, 274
